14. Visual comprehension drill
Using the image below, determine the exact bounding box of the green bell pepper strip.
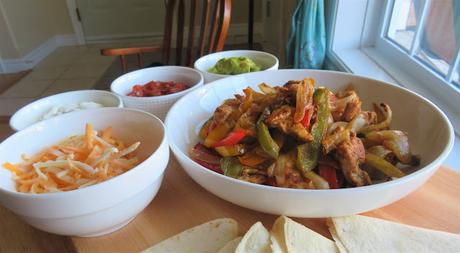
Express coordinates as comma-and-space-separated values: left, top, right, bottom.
297, 144, 316, 173
365, 152, 405, 178
304, 171, 330, 189
311, 88, 330, 142
297, 88, 330, 176
220, 157, 243, 178
257, 108, 280, 159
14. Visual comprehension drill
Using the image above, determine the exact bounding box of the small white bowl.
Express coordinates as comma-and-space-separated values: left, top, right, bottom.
194, 50, 279, 83
165, 69, 454, 218
0, 108, 169, 236
10, 90, 123, 131
111, 66, 204, 120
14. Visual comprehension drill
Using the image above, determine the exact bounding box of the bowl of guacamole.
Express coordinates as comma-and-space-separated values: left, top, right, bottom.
194, 50, 279, 83
208, 57, 262, 75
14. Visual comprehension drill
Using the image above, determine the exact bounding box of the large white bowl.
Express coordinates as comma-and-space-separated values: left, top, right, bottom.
111, 66, 204, 120
10, 90, 123, 131
194, 50, 279, 83
0, 108, 169, 236
165, 69, 454, 218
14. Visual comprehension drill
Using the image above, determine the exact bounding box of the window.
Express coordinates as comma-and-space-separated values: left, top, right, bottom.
384, 0, 460, 88
326, 0, 460, 169
326, 0, 460, 133
386, 0, 420, 51
374, 0, 460, 132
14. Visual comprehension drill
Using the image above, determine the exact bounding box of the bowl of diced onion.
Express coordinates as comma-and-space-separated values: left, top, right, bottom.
9, 90, 123, 131
0, 107, 169, 236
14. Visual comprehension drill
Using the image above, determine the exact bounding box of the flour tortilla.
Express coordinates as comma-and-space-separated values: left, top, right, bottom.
235, 222, 271, 253
328, 215, 460, 253
270, 216, 338, 253
217, 236, 242, 253
141, 218, 238, 253
326, 220, 351, 253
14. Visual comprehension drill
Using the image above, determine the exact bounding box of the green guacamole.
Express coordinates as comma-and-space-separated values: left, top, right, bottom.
208, 57, 262, 75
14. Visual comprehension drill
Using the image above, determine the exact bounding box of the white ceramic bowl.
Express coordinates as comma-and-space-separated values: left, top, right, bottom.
111, 66, 204, 120
0, 108, 169, 236
194, 50, 279, 83
165, 69, 454, 218
10, 90, 123, 131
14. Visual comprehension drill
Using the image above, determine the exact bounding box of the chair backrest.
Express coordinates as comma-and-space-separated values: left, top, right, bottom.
162, 0, 231, 66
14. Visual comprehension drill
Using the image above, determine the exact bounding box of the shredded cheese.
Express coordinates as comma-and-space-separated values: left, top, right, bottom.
2, 123, 141, 194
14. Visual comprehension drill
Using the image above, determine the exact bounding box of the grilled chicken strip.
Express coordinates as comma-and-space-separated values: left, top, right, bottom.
266, 105, 313, 142
235, 103, 264, 136
212, 98, 240, 127
331, 90, 362, 122
342, 99, 362, 121
335, 136, 371, 186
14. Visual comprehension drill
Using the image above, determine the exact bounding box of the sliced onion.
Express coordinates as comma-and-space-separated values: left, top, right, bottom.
190, 144, 221, 165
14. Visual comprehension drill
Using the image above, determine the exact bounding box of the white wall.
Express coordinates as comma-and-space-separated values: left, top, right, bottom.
0, 1, 20, 59
76, 0, 264, 43
0, 0, 74, 60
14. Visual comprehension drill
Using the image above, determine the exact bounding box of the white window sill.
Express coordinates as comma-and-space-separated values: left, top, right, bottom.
328, 48, 460, 171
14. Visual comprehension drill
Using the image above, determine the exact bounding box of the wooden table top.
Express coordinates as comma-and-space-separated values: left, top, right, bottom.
1, 153, 459, 253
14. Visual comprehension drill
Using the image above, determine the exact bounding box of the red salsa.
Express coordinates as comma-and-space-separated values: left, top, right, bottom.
128, 81, 189, 97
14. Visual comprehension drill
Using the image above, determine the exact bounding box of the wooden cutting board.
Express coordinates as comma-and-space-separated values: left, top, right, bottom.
1, 156, 460, 253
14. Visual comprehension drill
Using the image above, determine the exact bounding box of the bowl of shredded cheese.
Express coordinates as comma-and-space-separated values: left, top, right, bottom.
10, 90, 123, 131
0, 107, 168, 236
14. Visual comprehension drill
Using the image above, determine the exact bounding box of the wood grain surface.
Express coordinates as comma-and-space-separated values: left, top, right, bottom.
1, 155, 459, 253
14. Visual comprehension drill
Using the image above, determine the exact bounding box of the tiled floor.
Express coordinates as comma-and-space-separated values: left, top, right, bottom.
0, 43, 122, 116
0, 71, 30, 94
0, 40, 261, 116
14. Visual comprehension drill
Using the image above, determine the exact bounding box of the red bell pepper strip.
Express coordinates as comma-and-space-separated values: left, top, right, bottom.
318, 164, 339, 189
191, 143, 223, 174
191, 143, 220, 163
194, 159, 223, 174
300, 108, 312, 129
329, 93, 338, 103
204, 123, 232, 147
265, 177, 277, 187
212, 129, 247, 147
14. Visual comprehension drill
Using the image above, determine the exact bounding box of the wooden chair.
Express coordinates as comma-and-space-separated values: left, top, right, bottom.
100, 0, 232, 73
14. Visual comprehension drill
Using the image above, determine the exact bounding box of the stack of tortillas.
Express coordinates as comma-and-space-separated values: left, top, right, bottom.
328, 215, 460, 252
142, 215, 460, 253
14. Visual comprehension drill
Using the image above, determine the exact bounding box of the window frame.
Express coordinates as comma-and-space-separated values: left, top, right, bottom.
326, 0, 460, 134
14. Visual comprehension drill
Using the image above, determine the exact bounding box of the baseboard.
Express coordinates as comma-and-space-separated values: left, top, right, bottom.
85, 22, 264, 46
0, 59, 26, 74
55, 34, 79, 46
1, 34, 78, 73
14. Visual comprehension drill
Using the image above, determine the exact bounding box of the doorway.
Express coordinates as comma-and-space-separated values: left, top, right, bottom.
68, 0, 165, 43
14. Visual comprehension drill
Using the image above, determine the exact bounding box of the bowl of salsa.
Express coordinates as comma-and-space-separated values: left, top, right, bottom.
111, 66, 204, 120
127, 81, 189, 97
